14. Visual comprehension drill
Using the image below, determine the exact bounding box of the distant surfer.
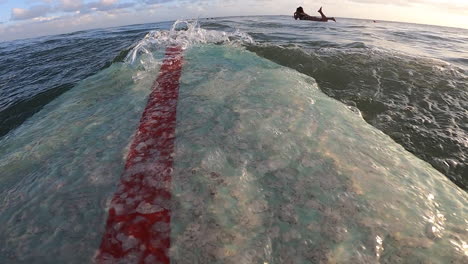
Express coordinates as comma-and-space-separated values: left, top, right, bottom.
294, 6, 336, 22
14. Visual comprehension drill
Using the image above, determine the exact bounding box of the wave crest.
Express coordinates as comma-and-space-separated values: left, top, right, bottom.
126, 20, 254, 64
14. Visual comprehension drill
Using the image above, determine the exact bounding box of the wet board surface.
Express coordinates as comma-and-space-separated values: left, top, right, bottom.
0, 42, 466, 263
169, 45, 467, 263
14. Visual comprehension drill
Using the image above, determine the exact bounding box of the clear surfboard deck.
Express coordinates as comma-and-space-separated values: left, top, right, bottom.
0, 22, 466, 263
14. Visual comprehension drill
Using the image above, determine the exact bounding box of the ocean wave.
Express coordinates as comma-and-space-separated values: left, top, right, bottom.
0, 26, 146, 137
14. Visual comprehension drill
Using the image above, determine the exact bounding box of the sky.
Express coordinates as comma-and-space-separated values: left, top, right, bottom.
0, 0, 467, 41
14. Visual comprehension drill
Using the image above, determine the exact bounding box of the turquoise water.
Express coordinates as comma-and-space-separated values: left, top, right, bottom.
0, 22, 467, 263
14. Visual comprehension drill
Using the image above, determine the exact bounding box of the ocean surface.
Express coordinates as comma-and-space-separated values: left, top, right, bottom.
0, 16, 467, 263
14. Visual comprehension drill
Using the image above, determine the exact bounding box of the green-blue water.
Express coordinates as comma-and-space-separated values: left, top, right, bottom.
0, 18, 467, 263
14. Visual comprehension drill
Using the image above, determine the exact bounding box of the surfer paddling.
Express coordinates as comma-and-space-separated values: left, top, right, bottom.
294, 6, 336, 22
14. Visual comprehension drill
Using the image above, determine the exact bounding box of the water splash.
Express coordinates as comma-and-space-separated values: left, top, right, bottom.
126, 20, 254, 65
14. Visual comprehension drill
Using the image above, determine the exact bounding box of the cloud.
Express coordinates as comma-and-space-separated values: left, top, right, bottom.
9, 0, 139, 21
2, 0, 468, 42
56, 0, 131, 13
347, 0, 468, 7
84, 1, 136, 12
58, 0, 84, 12
143, 0, 177, 4
11, 5, 51, 20
1, 4, 172, 41
347, 0, 410, 4
347, 0, 468, 15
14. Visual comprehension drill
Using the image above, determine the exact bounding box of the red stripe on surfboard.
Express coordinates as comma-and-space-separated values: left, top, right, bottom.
96, 46, 183, 264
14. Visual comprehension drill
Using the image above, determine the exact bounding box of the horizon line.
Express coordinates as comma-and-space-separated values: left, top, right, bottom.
2, 14, 467, 44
